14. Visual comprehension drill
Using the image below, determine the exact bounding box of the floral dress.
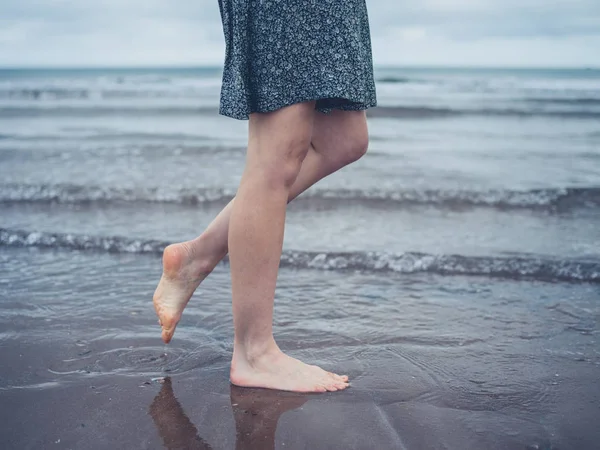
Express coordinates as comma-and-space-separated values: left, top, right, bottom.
217, 0, 377, 120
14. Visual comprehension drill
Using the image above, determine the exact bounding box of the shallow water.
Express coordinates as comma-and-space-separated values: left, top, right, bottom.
1, 67, 600, 449
1, 248, 599, 449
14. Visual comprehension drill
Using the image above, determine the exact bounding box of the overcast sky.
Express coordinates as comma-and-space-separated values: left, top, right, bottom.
1, 0, 599, 67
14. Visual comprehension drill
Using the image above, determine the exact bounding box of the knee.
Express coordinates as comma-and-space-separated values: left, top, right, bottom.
259, 135, 311, 189
326, 129, 369, 169
346, 131, 370, 163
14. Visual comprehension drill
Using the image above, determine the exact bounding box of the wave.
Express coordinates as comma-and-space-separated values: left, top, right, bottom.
0, 131, 216, 143
4, 78, 424, 99
525, 97, 600, 106
2, 105, 600, 120
368, 106, 600, 120
0, 106, 217, 118
0, 88, 90, 100
376, 77, 419, 84
0, 184, 236, 205
1, 183, 599, 211
1, 228, 598, 283
0, 88, 208, 100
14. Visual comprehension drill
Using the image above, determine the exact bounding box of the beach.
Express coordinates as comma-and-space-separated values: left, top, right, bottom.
1, 67, 599, 449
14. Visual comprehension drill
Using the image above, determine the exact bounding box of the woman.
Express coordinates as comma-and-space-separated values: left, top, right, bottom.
153, 0, 377, 393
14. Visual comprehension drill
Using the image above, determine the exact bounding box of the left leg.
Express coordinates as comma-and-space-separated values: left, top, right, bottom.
191, 109, 369, 265
153, 110, 369, 343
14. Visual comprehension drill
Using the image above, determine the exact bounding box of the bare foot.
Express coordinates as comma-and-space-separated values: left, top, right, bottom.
230, 346, 350, 393
153, 242, 212, 343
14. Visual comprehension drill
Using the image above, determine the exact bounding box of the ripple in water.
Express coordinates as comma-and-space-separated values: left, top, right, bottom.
47, 338, 229, 379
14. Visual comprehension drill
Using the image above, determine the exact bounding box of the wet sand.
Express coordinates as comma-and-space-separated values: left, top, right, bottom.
1, 339, 599, 449
1, 247, 599, 449
1, 366, 595, 450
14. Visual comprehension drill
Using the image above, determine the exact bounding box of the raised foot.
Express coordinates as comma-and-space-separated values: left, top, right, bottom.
230, 348, 350, 393
153, 242, 211, 343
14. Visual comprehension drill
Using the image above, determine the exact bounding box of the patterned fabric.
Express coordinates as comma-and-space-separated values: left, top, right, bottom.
217, 0, 377, 120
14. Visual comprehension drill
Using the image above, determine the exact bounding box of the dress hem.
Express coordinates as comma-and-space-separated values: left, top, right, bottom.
219, 95, 378, 121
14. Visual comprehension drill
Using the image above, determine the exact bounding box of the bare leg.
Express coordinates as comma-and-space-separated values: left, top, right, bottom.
226, 102, 347, 392
153, 110, 368, 343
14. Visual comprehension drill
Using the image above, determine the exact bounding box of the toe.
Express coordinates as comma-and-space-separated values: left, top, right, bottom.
161, 323, 177, 343
161, 328, 173, 344
320, 377, 345, 392
327, 373, 350, 385
158, 313, 180, 344
332, 380, 348, 390
328, 372, 348, 382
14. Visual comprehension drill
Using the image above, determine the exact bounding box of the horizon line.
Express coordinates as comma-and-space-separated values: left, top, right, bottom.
0, 64, 598, 71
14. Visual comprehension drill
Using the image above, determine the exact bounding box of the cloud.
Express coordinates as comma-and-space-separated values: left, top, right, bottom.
0, 0, 598, 67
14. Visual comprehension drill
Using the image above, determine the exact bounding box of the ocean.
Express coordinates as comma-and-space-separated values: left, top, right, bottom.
1, 67, 599, 449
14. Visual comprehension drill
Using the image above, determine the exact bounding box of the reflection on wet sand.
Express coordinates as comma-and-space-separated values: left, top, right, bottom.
230, 383, 307, 450
149, 378, 308, 450
149, 378, 213, 450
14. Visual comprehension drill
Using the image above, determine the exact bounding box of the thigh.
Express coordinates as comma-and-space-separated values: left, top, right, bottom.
311, 110, 368, 156
248, 101, 316, 162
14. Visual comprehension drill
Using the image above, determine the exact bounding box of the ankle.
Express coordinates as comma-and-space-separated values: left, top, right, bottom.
189, 234, 226, 275
232, 337, 280, 366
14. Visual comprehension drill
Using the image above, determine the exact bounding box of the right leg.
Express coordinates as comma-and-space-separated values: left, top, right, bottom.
228, 102, 348, 392
153, 110, 368, 343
